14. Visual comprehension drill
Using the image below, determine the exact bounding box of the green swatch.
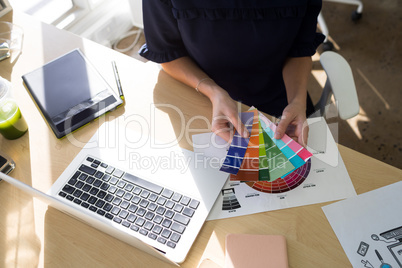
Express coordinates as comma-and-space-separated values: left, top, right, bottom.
258, 121, 270, 181
263, 130, 295, 181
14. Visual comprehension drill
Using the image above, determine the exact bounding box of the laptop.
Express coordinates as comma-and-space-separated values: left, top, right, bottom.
0, 122, 229, 265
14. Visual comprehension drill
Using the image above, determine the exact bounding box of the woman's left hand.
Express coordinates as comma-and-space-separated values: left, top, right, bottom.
274, 101, 309, 147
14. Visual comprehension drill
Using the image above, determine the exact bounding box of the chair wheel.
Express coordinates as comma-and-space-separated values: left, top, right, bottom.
322, 41, 334, 51
351, 11, 362, 22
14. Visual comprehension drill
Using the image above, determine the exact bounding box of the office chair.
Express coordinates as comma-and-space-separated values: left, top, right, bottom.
319, 0, 363, 51
314, 51, 359, 120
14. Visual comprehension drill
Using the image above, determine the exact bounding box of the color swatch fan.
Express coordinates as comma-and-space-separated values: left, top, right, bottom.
220, 109, 313, 193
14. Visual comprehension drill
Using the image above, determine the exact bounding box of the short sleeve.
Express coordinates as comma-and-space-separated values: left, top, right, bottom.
288, 0, 325, 57
139, 0, 188, 63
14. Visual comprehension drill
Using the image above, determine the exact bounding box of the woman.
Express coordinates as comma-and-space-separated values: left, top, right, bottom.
139, 0, 325, 146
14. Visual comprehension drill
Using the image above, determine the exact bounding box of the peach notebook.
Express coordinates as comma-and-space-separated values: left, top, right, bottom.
224, 234, 289, 268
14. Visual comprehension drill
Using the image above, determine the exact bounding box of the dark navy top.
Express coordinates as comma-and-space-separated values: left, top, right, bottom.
139, 0, 325, 116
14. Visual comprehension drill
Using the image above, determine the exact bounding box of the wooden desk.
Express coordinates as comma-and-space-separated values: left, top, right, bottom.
1, 11, 401, 268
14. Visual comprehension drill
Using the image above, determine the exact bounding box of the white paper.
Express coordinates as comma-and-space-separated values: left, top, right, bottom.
323, 182, 402, 268
192, 117, 356, 221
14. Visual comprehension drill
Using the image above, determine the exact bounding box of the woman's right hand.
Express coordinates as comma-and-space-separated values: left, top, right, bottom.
209, 88, 249, 142
160, 57, 248, 141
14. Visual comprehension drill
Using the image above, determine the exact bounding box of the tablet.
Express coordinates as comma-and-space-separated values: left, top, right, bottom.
22, 49, 123, 138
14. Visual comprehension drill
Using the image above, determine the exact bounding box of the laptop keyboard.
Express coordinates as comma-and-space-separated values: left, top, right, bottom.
57, 156, 200, 250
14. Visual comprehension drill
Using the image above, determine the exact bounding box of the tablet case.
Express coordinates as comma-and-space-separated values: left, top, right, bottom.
22, 49, 123, 138
224, 234, 289, 268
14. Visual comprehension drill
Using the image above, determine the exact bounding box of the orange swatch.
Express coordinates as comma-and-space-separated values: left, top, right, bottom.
230, 110, 260, 181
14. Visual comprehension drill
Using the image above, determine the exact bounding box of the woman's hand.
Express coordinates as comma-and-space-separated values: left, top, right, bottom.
160, 57, 249, 141
210, 89, 249, 142
279, 56, 313, 147
274, 100, 309, 147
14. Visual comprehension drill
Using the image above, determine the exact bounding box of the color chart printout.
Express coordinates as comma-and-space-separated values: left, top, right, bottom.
192, 117, 356, 220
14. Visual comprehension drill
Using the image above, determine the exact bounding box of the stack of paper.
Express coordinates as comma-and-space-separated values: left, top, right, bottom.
220, 109, 313, 184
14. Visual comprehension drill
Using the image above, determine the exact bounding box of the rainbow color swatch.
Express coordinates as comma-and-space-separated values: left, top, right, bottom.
220, 109, 313, 185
